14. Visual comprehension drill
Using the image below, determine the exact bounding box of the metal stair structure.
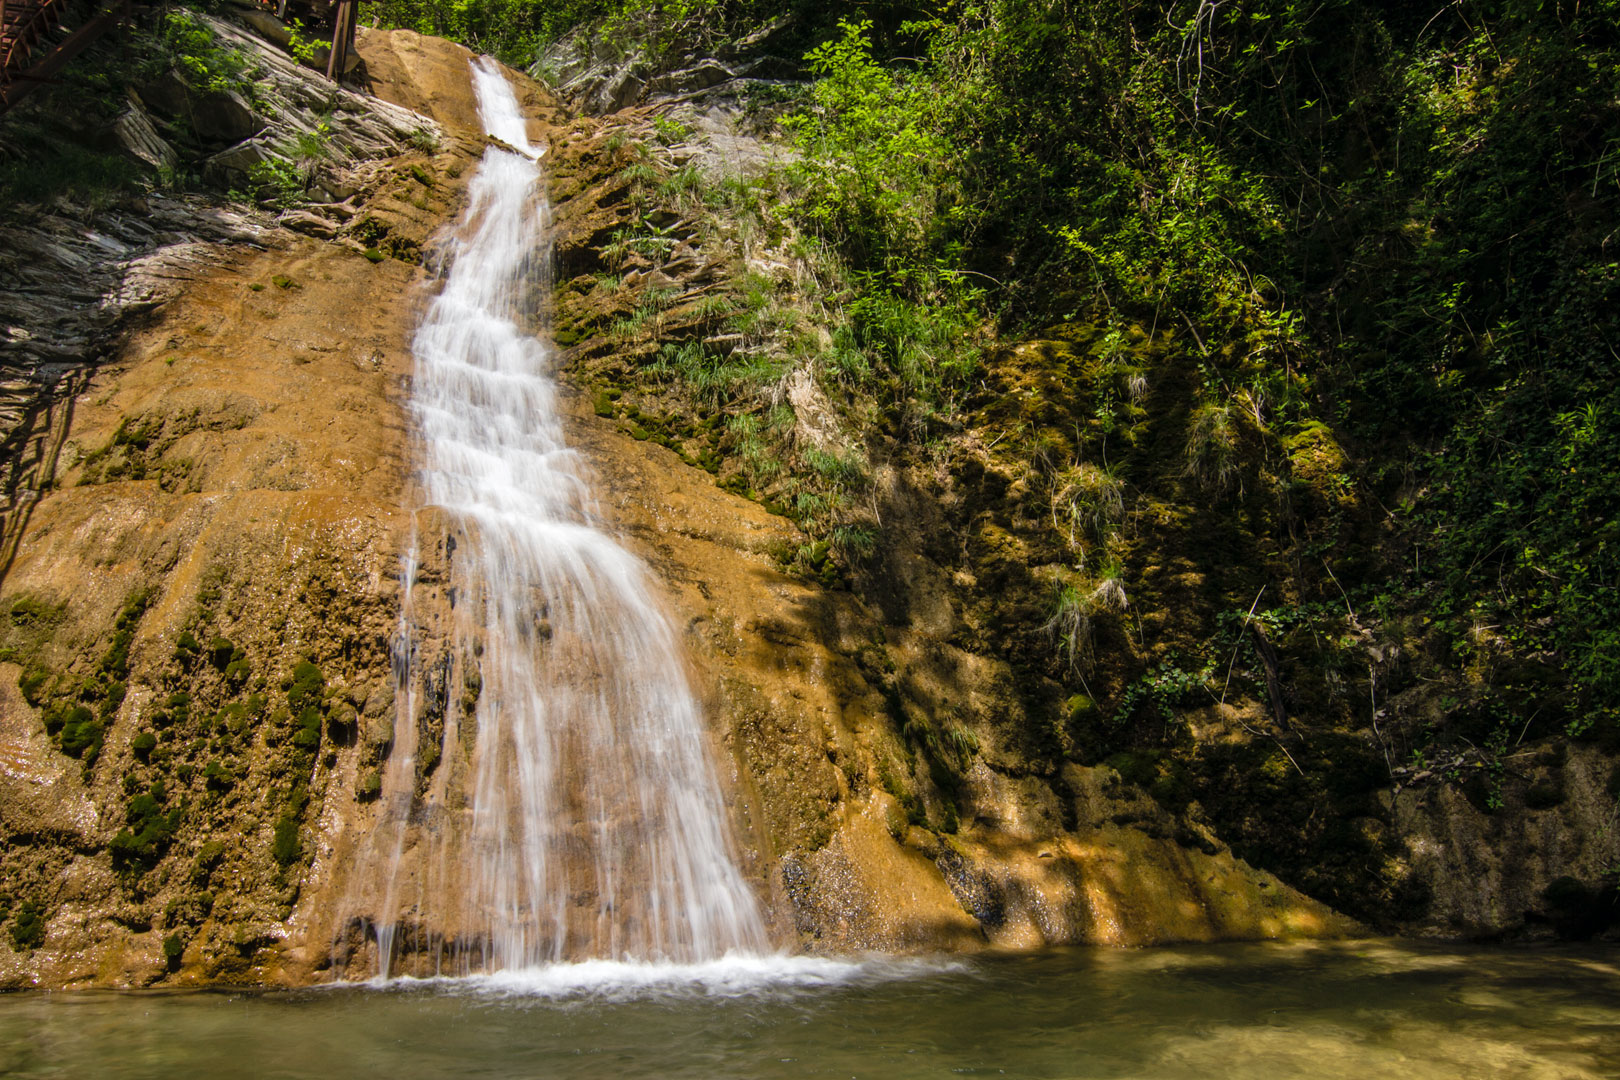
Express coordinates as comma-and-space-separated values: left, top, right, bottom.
2, 1, 358, 117
1, 0, 131, 115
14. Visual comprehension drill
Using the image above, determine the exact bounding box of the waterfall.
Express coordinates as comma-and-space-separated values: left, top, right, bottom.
347, 57, 769, 977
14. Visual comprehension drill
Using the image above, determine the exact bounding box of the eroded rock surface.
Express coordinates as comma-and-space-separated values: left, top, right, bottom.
2, 24, 1360, 989
0, 19, 500, 988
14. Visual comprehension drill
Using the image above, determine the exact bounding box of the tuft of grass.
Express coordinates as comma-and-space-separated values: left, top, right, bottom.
1184, 399, 1241, 494
658, 164, 704, 202
652, 115, 691, 145
803, 445, 869, 488
1044, 579, 1094, 671
1051, 463, 1124, 558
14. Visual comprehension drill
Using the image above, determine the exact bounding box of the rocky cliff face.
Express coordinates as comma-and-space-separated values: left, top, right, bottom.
0, 15, 507, 987
3, 12, 1605, 990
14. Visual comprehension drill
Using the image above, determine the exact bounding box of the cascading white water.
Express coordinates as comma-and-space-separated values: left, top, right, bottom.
353, 57, 769, 975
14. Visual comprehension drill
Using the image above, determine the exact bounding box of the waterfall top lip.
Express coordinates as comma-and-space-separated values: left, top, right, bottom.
483, 134, 547, 161
470, 54, 545, 159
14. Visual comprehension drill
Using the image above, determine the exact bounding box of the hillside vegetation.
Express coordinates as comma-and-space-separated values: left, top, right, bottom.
3, 0, 1616, 939
420, 0, 1617, 922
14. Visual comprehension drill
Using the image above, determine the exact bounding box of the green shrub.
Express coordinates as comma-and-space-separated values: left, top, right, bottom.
174, 631, 200, 665
270, 817, 301, 867
18, 667, 50, 706
149, 9, 256, 97
652, 115, 690, 144
162, 932, 184, 968
8, 900, 46, 951
110, 781, 183, 872
286, 661, 324, 713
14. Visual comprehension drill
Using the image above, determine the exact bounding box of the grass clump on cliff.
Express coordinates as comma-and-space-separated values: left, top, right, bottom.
6, 899, 48, 951
110, 780, 184, 874
25, 589, 153, 769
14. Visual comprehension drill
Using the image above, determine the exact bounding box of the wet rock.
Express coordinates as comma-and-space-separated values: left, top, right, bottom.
279, 210, 339, 239
191, 90, 262, 143
649, 61, 735, 97
202, 139, 271, 186
137, 70, 192, 118
597, 69, 647, 114
109, 96, 179, 172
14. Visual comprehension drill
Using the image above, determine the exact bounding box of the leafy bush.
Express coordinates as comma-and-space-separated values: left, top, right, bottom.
149, 9, 256, 95
286, 661, 325, 714
110, 781, 183, 872
271, 816, 301, 866
8, 900, 46, 951
162, 933, 185, 968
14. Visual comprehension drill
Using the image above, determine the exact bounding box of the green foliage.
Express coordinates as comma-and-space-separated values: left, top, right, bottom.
847, 286, 981, 431
802, 444, 866, 487
650, 340, 784, 407
774, 0, 1620, 743
1113, 661, 1213, 731
246, 159, 309, 207
1044, 578, 1094, 671
652, 115, 691, 145
284, 18, 324, 66
110, 780, 183, 873
1050, 464, 1124, 556
8, 900, 46, 951
786, 20, 957, 276
286, 661, 325, 714
149, 8, 257, 96
271, 816, 301, 866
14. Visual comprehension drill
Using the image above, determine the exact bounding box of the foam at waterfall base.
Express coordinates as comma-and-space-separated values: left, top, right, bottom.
361, 953, 966, 1001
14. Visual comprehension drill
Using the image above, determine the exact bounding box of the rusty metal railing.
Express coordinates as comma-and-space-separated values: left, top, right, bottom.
1, 0, 130, 115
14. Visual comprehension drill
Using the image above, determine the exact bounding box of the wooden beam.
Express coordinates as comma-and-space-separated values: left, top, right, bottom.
0, 0, 126, 113
325, 0, 353, 82
1247, 621, 1293, 733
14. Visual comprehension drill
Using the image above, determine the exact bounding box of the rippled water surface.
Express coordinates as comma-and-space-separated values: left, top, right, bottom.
2, 941, 1617, 1079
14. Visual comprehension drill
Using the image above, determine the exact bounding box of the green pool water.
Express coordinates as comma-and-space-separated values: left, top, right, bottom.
2, 940, 1616, 1079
